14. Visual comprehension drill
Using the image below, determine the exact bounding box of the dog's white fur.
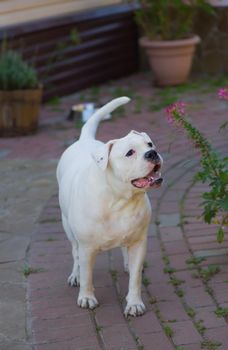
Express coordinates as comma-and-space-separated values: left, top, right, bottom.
57, 97, 162, 316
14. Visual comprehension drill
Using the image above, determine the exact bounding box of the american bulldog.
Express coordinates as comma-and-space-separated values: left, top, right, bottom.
56, 97, 163, 316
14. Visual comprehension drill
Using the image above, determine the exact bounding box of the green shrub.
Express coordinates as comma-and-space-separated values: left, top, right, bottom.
135, 0, 214, 41
0, 51, 39, 90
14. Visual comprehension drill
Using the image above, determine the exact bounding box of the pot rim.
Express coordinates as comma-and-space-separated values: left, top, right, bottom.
0, 84, 43, 93
139, 35, 201, 48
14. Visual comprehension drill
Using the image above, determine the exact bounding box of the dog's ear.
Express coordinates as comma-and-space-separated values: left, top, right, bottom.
92, 140, 115, 171
130, 130, 153, 144
130, 130, 140, 135
130, 130, 151, 141
140, 132, 152, 143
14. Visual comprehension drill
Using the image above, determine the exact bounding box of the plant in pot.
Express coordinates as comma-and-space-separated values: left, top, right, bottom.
135, 0, 214, 86
0, 50, 42, 136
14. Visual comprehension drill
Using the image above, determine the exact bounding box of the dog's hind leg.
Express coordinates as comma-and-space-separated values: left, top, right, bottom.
68, 241, 80, 287
61, 214, 80, 286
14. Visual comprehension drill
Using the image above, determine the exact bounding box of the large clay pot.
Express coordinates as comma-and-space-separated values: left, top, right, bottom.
0, 88, 42, 136
139, 35, 200, 86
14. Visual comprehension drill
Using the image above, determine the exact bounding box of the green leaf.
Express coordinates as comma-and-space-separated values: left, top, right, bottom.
219, 121, 228, 131
217, 227, 224, 243
218, 197, 228, 211
203, 204, 217, 224
219, 171, 228, 184
70, 27, 80, 45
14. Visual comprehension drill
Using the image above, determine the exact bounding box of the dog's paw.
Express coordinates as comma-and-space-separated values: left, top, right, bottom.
77, 295, 99, 309
68, 273, 80, 287
124, 301, 146, 317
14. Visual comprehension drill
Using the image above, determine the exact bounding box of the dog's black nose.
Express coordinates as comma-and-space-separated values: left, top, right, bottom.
144, 150, 159, 162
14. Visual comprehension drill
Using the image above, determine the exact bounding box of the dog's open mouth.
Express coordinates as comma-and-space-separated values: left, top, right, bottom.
131, 164, 163, 189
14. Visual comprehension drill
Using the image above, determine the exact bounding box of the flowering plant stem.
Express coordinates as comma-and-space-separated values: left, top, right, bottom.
166, 103, 228, 243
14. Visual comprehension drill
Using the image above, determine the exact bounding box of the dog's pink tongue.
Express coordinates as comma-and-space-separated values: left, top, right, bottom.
133, 178, 149, 188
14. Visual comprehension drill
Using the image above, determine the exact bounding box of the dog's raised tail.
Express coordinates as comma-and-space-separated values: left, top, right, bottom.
80, 96, 130, 140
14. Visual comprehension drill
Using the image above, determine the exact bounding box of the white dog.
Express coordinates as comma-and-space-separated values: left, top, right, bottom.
56, 97, 163, 317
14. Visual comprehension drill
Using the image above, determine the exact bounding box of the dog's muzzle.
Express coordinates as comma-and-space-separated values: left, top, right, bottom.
144, 150, 160, 163
131, 163, 163, 189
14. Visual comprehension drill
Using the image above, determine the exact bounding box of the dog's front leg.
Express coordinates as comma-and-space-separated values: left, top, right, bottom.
121, 246, 129, 273
124, 237, 147, 317
77, 245, 98, 309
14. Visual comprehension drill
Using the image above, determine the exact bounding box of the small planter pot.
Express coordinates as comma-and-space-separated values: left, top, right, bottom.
139, 35, 200, 86
0, 88, 42, 137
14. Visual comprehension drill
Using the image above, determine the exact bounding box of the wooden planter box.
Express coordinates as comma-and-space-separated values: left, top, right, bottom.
0, 88, 42, 137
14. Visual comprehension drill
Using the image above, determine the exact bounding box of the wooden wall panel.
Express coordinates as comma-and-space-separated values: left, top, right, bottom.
0, 0, 122, 27
0, 4, 139, 101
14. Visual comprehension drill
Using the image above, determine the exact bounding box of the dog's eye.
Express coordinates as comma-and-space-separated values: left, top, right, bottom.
147, 142, 153, 148
125, 149, 135, 157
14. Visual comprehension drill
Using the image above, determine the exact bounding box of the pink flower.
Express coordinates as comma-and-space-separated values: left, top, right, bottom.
165, 101, 186, 123
218, 87, 228, 100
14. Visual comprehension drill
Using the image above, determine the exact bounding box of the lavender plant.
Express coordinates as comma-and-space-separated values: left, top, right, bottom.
0, 51, 38, 90
165, 96, 228, 243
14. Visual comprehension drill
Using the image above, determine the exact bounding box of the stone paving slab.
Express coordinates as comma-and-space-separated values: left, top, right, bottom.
0, 160, 57, 350
0, 73, 227, 350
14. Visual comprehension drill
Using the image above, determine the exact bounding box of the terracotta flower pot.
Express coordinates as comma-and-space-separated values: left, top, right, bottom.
139, 35, 201, 86
0, 88, 42, 137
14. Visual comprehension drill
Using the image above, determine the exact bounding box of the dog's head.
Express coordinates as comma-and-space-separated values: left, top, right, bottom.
93, 130, 163, 190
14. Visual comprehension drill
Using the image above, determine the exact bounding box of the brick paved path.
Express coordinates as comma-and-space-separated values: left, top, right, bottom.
1, 74, 227, 350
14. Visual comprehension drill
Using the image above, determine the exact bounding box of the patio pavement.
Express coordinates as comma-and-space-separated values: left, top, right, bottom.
0, 73, 227, 350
